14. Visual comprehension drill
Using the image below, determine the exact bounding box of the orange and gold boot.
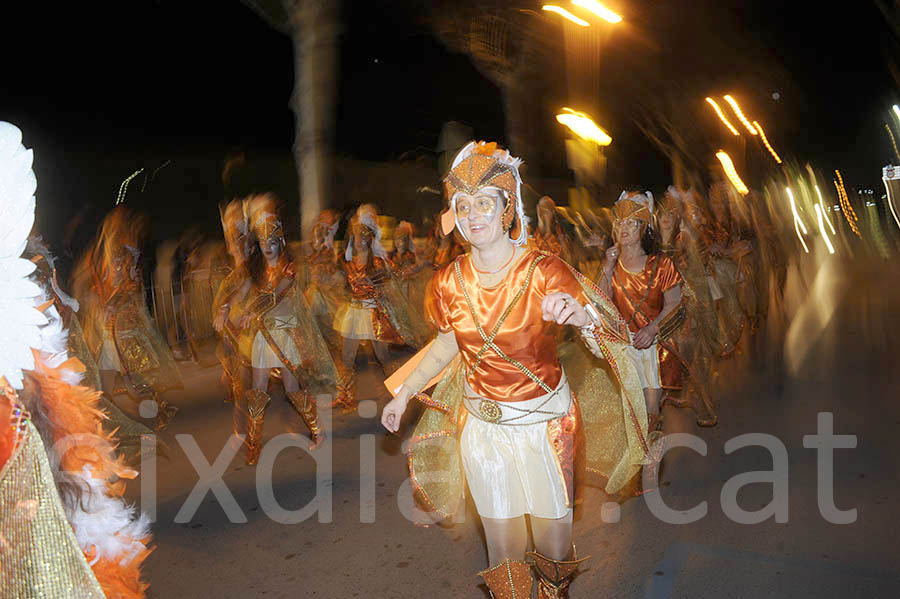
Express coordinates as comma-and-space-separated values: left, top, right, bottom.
154, 395, 179, 431
287, 391, 325, 450
527, 549, 589, 599
478, 559, 534, 599
332, 364, 356, 412
244, 388, 271, 465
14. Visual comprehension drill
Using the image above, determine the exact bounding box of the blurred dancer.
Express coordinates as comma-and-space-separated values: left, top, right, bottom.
533, 195, 574, 265
304, 209, 345, 349
26, 235, 155, 462
332, 204, 427, 410
655, 188, 719, 426
73, 206, 181, 430
598, 191, 683, 432
240, 194, 338, 463
212, 200, 252, 405
382, 142, 652, 599
389, 220, 427, 305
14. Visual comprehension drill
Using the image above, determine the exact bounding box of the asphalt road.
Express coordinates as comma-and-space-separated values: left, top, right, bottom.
129, 255, 900, 598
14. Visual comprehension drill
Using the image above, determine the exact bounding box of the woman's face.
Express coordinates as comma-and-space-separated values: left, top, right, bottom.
615, 217, 643, 247
394, 236, 408, 254
259, 235, 282, 262
456, 189, 504, 248
659, 210, 678, 233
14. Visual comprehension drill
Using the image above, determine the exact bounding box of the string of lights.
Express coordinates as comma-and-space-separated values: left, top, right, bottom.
715, 150, 749, 195
705, 98, 740, 136
723, 95, 758, 135
753, 120, 782, 164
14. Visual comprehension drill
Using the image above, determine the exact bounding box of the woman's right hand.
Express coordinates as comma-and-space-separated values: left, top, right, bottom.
604, 244, 620, 273
381, 386, 414, 433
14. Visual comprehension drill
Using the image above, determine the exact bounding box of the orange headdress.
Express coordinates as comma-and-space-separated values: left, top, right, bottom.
246, 193, 283, 244
658, 186, 685, 216
395, 220, 414, 240
442, 140, 527, 245
612, 191, 654, 226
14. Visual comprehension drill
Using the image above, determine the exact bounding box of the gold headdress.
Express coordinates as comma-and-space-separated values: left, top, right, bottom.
345, 204, 388, 261
395, 220, 414, 240
658, 186, 684, 216
442, 140, 527, 245
246, 193, 283, 244
612, 191, 654, 226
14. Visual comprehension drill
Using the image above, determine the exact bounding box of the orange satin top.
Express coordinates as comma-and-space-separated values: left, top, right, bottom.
610, 254, 682, 332
425, 249, 585, 402
344, 257, 389, 300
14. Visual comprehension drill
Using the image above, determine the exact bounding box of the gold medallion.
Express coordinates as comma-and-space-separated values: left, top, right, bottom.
478, 399, 502, 423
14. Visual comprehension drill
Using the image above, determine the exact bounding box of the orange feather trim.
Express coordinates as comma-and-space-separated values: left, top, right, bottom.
26, 350, 150, 598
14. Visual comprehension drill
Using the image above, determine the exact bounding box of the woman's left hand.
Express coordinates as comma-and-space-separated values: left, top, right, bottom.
542, 293, 588, 328
633, 323, 658, 349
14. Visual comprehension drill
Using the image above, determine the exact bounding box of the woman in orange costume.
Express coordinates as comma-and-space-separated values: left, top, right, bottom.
381, 142, 652, 599
73, 206, 182, 430
332, 205, 427, 410
212, 199, 252, 405
655, 188, 720, 426
597, 191, 684, 433
303, 209, 345, 350
239, 194, 337, 463
533, 195, 574, 265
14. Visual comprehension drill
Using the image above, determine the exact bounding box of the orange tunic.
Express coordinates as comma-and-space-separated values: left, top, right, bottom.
425, 249, 585, 402
610, 254, 682, 333
344, 257, 390, 300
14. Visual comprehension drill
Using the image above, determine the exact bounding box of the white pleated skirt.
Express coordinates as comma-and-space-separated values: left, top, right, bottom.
459, 378, 572, 520
252, 330, 301, 369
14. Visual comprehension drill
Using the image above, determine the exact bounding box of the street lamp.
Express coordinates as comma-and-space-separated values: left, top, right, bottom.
556, 107, 612, 145
542, 5, 590, 26
571, 0, 623, 23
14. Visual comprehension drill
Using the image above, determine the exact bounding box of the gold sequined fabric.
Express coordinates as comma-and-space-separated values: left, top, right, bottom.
0, 421, 106, 598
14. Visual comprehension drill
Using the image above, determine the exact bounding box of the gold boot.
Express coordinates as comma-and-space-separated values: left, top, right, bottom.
527, 549, 589, 599
287, 391, 324, 449
244, 388, 271, 465
154, 396, 179, 431
332, 365, 356, 412
478, 559, 534, 599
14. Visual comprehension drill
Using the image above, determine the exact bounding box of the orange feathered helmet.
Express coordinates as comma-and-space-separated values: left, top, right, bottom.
442, 141, 528, 245
246, 193, 284, 245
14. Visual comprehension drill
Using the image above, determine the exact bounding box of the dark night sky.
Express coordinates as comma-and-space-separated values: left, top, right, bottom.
1, 0, 896, 259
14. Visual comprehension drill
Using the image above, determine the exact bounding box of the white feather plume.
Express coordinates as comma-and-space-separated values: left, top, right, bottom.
68, 466, 151, 566
0, 122, 46, 389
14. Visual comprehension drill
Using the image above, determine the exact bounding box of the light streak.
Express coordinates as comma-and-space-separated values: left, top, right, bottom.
571, 0, 623, 23
723, 95, 758, 135
753, 120, 782, 163
542, 5, 590, 26
786, 187, 810, 253
885, 123, 900, 163
705, 98, 740, 136
893, 104, 900, 121
715, 150, 749, 195
815, 204, 836, 254
814, 185, 836, 235
556, 107, 612, 145
834, 170, 861, 237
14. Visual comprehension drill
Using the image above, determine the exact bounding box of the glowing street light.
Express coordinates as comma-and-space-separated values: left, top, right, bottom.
556, 107, 612, 145
571, 0, 623, 23
715, 150, 749, 195
753, 120, 782, 164
723, 95, 758, 135
705, 98, 740, 136
542, 5, 590, 26
893, 104, 900, 121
